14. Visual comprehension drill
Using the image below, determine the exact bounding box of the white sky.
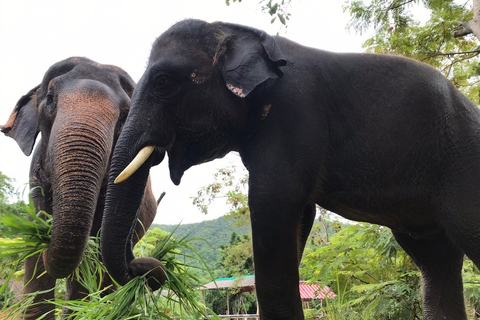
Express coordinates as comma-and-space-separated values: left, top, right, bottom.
0, 0, 368, 225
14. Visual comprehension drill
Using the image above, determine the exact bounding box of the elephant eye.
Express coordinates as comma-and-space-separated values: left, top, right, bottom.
44, 90, 57, 116
46, 90, 53, 104
156, 76, 168, 89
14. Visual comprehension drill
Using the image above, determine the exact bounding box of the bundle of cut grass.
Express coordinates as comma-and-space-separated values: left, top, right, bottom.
61, 228, 217, 319
0, 202, 218, 319
0, 200, 51, 258
0, 198, 52, 318
0, 200, 51, 292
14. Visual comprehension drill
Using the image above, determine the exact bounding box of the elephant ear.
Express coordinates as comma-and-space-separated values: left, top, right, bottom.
219, 26, 287, 98
104, 64, 136, 98
0, 85, 40, 156
118, 72, 136, 99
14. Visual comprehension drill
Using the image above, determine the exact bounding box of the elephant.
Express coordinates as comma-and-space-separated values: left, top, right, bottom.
100, 19, 480, 320
0, 57, 160, 320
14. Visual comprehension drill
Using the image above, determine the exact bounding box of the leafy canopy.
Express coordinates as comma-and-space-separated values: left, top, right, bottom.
344, 0, 480, 102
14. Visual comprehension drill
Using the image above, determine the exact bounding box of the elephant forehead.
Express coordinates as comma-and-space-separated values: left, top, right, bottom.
57, 82, 120, 117
151, 24, 218, 65
62, 79, 117, 100
151, 39, 214, 65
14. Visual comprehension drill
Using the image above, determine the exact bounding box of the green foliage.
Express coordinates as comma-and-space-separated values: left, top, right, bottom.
193, 165, 250, 226
0, 198, 52, 310
344, 0, 480, 103
0, 172, 32, 310
204, 289, 257, 316
301, 222, 423, 319
0, 194, 217, 319
219, 232, 254, 277
225, 0, 291, 26
154, 217, 250, 279
0, 285, 16, 310
155, 218, 256, 316
148, 227, 213, 318
58, 227, 214, 320
463, 258, 480, 317
0, 171, 17, 203
190, 164, 255, 280
0, 171, 28, 237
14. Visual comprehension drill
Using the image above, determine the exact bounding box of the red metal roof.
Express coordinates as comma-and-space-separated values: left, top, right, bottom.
200, 276, 337, 301
299, 282, 336, 300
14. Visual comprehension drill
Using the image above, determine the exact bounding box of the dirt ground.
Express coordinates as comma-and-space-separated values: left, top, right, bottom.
0, 310, 19, 319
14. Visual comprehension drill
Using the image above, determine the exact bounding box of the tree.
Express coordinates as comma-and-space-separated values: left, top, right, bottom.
207, 232, 256, 316
0, 171, 27, 237
194, 165, 250, 226
219, 232, 254, 277
301, 222, 423, 319
344, 0, 480, 102
0, 172, 29, 308
0, 171, 19, 204
452, 0, 480, 40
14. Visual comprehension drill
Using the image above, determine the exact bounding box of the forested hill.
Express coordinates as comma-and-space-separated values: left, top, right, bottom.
151, 216, 250, 275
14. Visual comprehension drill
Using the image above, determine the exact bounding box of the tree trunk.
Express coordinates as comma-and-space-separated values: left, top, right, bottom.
454, 0, 480, 41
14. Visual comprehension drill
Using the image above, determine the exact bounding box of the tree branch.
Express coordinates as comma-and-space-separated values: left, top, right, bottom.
422, 49, 480, 59
454, 21, 474, 38
388, 0, 416, 11
347, 253, 380, 283
454, 0, 480, 41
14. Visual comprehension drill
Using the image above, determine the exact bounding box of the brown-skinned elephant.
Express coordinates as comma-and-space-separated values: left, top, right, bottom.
1, 57, 162, 320
101, 20, 480, 320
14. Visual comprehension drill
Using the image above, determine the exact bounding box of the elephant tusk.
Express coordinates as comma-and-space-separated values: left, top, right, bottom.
114, 145, 155, 184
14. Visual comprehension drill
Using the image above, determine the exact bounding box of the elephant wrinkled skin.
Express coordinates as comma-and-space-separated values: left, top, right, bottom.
102, 20, 480, 320
1, 57, 160, 320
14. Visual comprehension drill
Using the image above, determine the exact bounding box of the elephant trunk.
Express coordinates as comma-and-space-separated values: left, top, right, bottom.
101, 120, 166, 289
43, 99, 116, 279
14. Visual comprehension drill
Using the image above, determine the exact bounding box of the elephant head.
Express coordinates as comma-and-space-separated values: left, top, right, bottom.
101, 19, 285, 287
1, 57, 141, 279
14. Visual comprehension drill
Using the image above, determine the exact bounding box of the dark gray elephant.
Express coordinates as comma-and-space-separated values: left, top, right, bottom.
1, 57, 160, 320
101, 19, 480, 320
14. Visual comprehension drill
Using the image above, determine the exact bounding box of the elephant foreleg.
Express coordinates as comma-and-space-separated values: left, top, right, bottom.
393, 231, 466, 320
251, 214, 304, 320
249, 188, 309, 319
22, 254, 56, 320
296, 202, 316, 264
62, 275, 90, 318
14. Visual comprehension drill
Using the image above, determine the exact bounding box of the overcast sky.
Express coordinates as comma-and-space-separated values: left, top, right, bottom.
0, 0, 368, 225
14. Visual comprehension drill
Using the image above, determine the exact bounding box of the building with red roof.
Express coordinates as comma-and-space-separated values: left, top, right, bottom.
299, 281, 336, 309
200, 276, 336, 317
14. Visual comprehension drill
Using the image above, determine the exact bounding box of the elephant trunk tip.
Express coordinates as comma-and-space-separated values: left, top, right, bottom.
129, 257, 167, 291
